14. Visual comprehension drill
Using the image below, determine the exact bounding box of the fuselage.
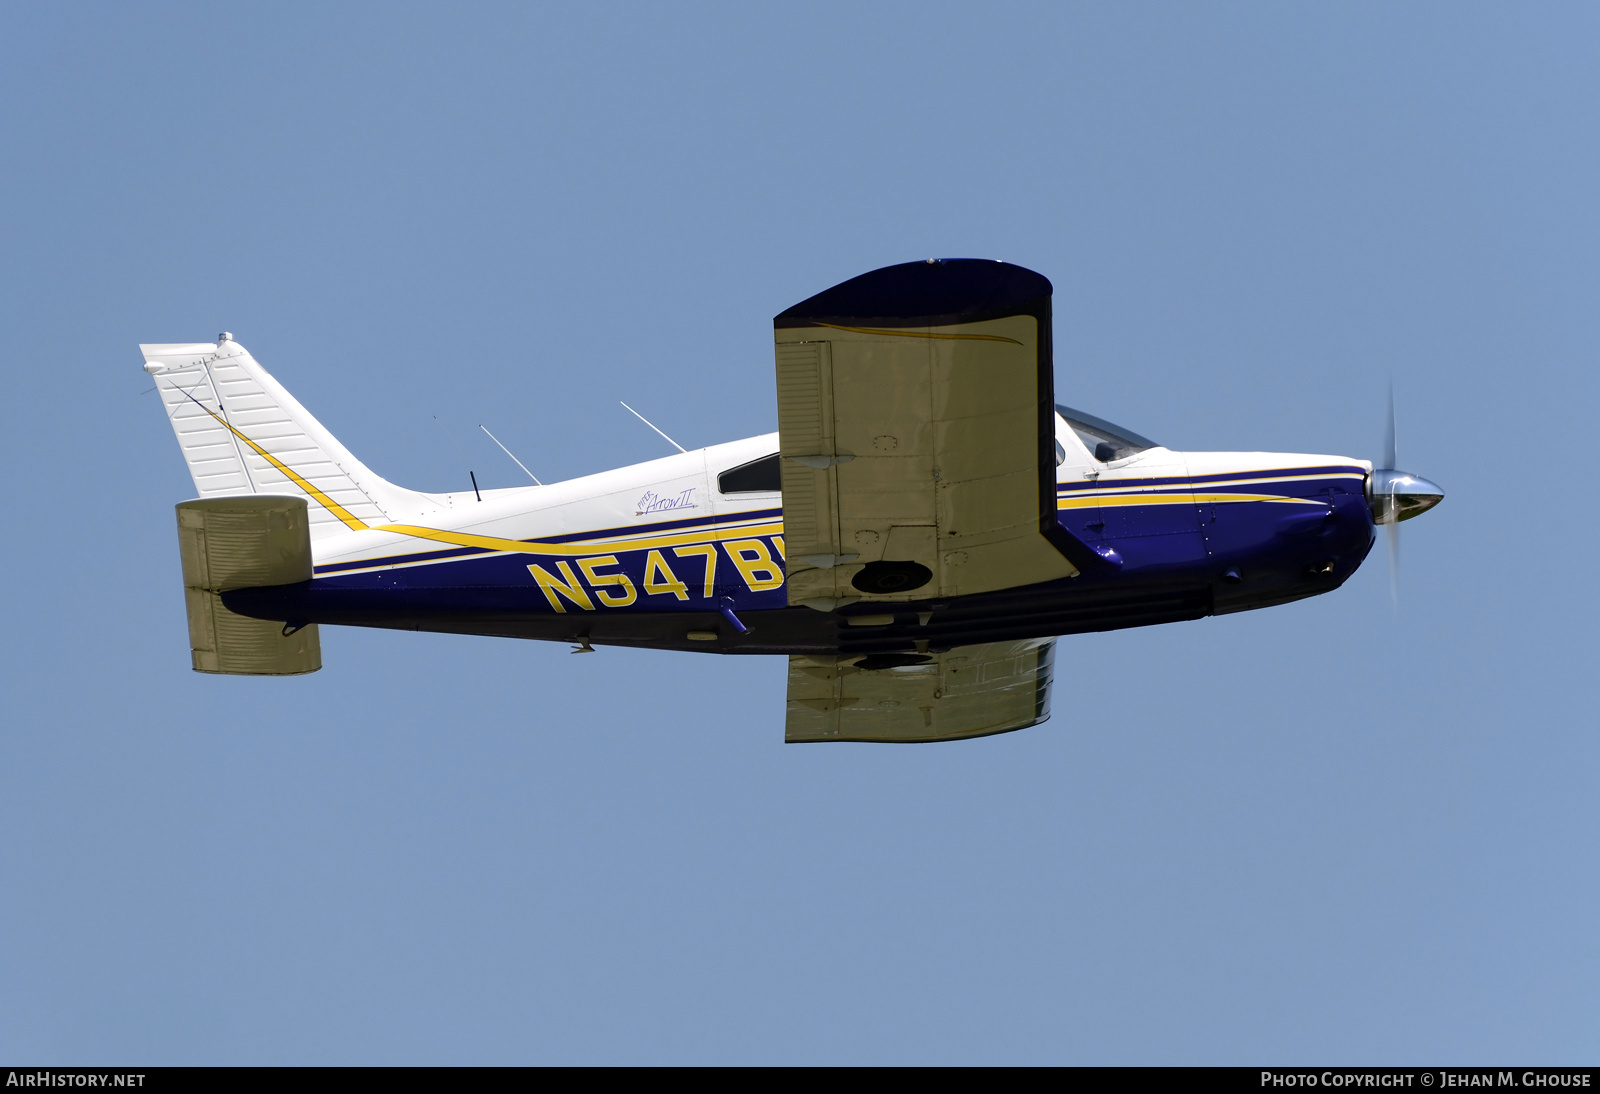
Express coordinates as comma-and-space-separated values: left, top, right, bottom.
223, 409, 1377, 655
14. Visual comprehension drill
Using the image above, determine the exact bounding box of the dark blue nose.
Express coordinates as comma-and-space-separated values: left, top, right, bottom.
1206, 491, 1376, 613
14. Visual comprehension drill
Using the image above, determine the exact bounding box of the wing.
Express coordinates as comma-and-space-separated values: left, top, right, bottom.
774, 259, 1084, 610
785, 639, 1055, 743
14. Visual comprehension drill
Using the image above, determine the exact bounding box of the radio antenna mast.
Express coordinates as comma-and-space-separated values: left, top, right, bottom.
479, 425, 542, 485
619, 401, 687, 453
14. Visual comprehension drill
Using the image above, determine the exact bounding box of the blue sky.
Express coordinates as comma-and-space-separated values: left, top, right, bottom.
2, 2, 1595, 1064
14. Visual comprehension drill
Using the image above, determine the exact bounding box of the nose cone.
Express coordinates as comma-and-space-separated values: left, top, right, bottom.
1370, 469, 1444, 524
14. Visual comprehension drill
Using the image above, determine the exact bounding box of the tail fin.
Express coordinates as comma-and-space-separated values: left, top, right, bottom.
142, 335, 423, 539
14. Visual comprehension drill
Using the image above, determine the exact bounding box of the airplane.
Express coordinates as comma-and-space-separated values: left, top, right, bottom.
143, 259, 1443, 743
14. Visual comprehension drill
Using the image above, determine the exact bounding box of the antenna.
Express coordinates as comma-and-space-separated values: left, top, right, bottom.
620, 401, 687, 453
479, 425, 543, 485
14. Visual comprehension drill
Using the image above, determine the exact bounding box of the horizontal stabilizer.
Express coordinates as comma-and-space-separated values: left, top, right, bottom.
785, 638, 1054, 743
176, 496, 321, 676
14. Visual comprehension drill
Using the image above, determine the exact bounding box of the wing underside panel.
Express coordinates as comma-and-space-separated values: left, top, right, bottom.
774, 267, 1080, 608
785, 638, 1055, 743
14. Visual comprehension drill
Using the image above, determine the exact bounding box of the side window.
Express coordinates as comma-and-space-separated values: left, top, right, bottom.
718, 453, 781, 494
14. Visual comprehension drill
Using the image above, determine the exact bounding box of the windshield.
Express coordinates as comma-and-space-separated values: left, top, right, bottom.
1055, 404, 1158, 463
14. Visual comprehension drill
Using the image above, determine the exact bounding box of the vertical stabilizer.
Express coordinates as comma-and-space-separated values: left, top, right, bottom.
142, 336, 422, 539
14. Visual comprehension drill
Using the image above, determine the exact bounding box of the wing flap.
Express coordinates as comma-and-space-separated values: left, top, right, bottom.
775, 341, 841, 573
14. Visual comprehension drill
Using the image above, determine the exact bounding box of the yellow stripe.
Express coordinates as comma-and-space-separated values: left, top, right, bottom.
1057, 492, 1326, 510
348, 520, 788, 563
1057, 493, 1194, 509
809, 322, 1023, 345
1191, 493, 1324, 506
196, 402, 371, 531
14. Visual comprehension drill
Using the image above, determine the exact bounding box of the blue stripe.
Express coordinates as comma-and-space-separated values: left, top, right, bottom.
1057, 465, 1365, 494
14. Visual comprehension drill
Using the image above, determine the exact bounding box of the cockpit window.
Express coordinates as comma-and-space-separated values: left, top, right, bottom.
1055, 405, 1158, 463
718, 453, 781, 493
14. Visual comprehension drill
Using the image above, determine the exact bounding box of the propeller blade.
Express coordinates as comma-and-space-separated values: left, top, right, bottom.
1383, 383, 1397, 472
1370, 384, 1440, 608
1380, 386, 1399, 607
1386, 512, 1400, 608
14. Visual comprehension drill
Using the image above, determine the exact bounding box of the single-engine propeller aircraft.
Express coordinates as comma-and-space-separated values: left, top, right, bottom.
144, 259, 1442, 742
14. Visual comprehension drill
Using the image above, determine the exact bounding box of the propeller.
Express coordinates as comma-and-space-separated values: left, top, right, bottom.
1368, 385, 1445, 604
1382, 388, 1401, 602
